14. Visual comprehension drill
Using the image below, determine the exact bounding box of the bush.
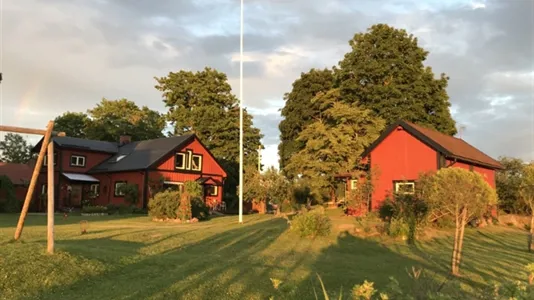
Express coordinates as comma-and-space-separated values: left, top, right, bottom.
81, 205, 108, 214
191, 197, 210, 220
148, 190, 180, 220
177, 192, 192, 221
291, 208, 332, 238
117, 183, 139, 205
386, 218, 410, 239
378, 193, 428, 243
0, 196, 22, 213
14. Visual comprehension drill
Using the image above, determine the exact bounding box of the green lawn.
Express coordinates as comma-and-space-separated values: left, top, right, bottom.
0, 212, 532, 299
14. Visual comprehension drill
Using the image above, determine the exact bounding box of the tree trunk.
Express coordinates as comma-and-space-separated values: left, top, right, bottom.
455, 208, 468, 276
529, 213, 534, 252
451, 206, 460, 275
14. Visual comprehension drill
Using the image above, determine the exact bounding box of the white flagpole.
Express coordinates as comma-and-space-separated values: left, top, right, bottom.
238, 0, 244, 224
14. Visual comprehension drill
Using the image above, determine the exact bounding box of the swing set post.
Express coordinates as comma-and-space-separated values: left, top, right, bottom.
0, 122, 65, 254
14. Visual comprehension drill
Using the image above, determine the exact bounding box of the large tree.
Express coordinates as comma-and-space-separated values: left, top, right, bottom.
53, 112, 91, 138
285, 89, 385, 199
519, 163, 534, 252
85, 98, 166, 142
336, 24, 457, 135
0, 133, 34, 163
278, 68, 334, 175
155, 67, 263, 197
496, 156, 526, 213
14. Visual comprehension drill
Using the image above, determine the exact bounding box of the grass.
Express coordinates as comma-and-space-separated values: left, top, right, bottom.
0, 210, 532, 300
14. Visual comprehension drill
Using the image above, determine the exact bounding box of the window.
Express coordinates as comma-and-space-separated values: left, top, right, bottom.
70, 155, 86, 167
186, 150, 193, 169
114, 181, 126, 197
206, 185, 218, 196
350, 180, 358, 190
394, 181, 415, 194
41, 184, 47, 195
163, 181, 184, 192
175, 153, 186, 169
191, 155, 202, 171
90, 184, 100, 196
43, 152, 58, 166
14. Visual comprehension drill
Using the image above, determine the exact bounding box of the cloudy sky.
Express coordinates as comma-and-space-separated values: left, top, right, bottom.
0, 0, 533, 168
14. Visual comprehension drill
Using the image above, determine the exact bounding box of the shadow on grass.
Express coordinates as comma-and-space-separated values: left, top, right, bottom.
0, 213, 145, 229
36, 217, 290, 300
286, 231, 453, 299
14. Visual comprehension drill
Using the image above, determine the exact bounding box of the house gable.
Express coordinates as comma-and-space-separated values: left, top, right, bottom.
361, 120, 503, 170
152, 136, 227, 178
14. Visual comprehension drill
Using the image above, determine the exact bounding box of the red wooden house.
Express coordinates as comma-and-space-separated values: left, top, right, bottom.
0, 162, 32, 202
31, 134, 227, 212
336, 120, 503, 211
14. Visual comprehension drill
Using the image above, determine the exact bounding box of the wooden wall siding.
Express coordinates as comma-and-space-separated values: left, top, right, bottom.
446, 160, 496, 188
369, 126, 438, 210
90, 171, 146, 208
41, 148, 112, 173
155, 138, 227, 177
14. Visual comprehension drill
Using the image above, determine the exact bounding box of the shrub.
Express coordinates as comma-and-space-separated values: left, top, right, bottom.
291, 208, 332, 238
117, 183, 139, 205
148, 190, 180, 220
81, 205, 108, 214
191, 197, 210, 220
378, 193, 428, 243
0, 176, 21, 213
177, 192, 192, 221
386, 218, 410, 239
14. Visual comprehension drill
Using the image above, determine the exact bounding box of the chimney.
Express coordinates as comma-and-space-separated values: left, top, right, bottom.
119, 135, 131, 145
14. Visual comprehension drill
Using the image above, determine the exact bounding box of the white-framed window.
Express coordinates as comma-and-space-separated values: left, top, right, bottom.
90, 184, 100, 196
114, 181, 126, 196
70, 155, 86, 167
163, 181, 184, 192
175, 153, 186, 169
206, 185, 218, 196
41, 184, 47, 195
350, 180, 358, 190
394, 181, 415, 194
191, 155, 202, 171
43, 152, 57, 166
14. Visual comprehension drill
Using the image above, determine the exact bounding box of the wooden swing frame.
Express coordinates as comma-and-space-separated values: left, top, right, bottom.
0, 122, 66, 254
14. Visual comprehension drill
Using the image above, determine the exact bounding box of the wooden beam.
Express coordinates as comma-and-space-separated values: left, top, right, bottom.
14, 121, 54, 240
0, 125, 65, 136
47, 141, 55, 254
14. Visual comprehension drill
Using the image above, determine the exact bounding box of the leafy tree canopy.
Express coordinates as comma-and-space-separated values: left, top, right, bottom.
278, 68, 334, 174
0, 133, 34, 164
85, 98, 166, 142
496, 156, 527, 213
336, 23, 457, 135
155, 67, 263, 196
53, 112, 90, 138
285, 89, 385, 198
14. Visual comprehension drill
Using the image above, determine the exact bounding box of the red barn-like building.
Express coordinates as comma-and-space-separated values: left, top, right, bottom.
30, 134, 227, 212
337, 120, 503, 211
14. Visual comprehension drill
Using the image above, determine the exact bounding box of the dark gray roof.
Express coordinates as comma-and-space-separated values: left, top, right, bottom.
33, 136, 119, 154
89, 134, 194, 173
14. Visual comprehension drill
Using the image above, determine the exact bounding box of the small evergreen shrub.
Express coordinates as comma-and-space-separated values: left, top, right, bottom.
191, 197, 210, 220
291, 208, 332, 238
117, 183, 139, 205
148, 190, 180, 220
177, 192, 192, 221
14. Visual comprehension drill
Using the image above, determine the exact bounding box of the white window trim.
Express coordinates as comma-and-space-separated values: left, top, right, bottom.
208, 185, 218, 196
394, 182, 415, 194
114, 182, 126, 196
175, 153, 187, 170
350, 180, 358, 190
90, 184, 100, 196
191, 155, 202, 171
71, 155, 86, 167
41, 184, 47, 195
